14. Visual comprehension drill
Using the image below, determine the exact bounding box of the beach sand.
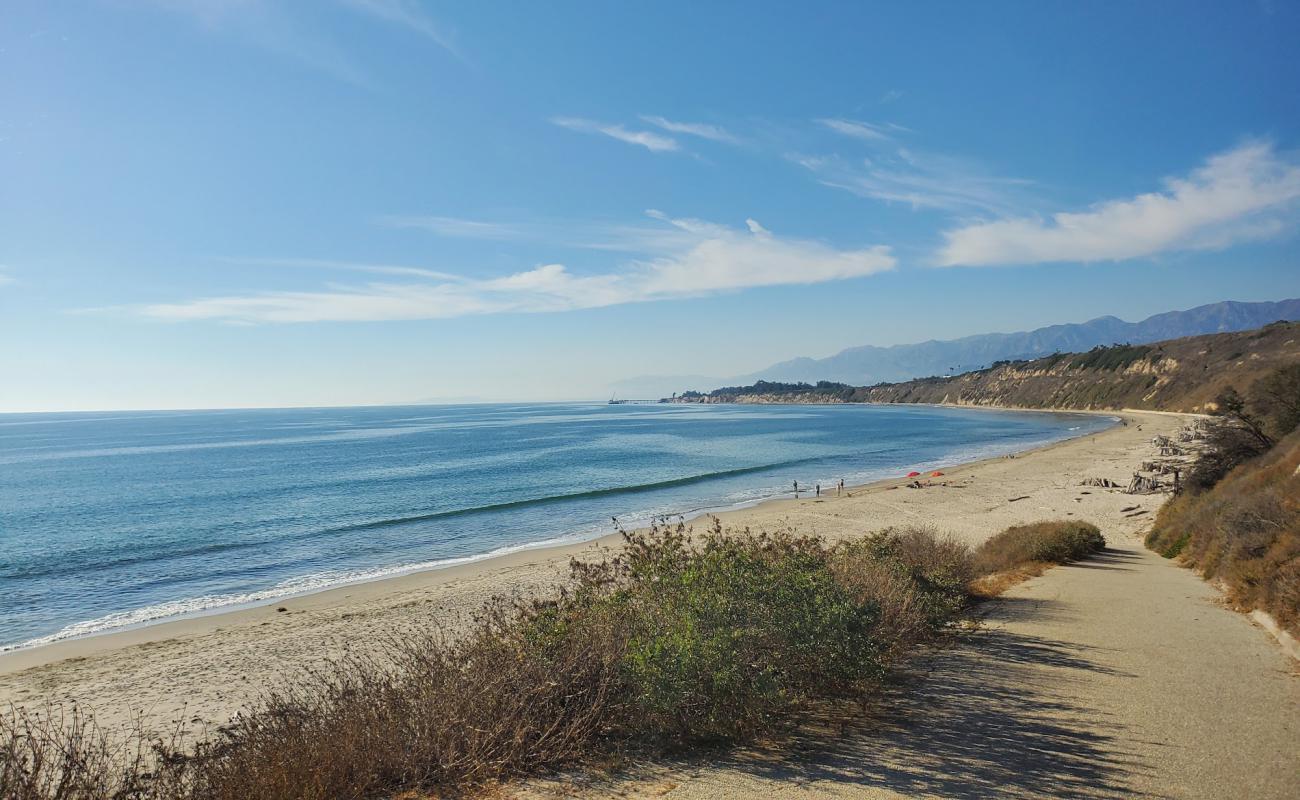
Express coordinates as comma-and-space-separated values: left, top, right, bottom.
0, 409, 1217, 737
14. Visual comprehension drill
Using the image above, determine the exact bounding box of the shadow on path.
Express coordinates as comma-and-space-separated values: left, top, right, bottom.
698, 626, 1156, 798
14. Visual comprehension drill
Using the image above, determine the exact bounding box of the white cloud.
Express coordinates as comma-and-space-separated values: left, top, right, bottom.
138, 214, 894, 323
551, 117, 679, 152
818, 118, 892, 141
937, 140, 1300, 266
640, 115, 740, 144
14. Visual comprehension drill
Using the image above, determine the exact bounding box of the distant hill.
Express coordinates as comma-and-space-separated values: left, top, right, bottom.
621, 299, 1300, 398
741, 299, 1300, 386
666, 321, 1300, 414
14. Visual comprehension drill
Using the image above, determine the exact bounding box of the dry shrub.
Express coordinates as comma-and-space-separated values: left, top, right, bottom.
185, 612, 627, 800
831, 526, 975, 655
3, 603, 626, 800
1147, 430, 1300, 634
973, 520, 1106, 577
830, 551, 930, 659
0, 707, 175, 800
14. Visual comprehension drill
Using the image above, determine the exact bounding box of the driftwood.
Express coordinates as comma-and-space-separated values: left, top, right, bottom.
1080, 477, 1120, 488
1126, 474, 1164, 494
1151, 435, 1172, 447
1158, 445, 1185, 457
1141, 461, 1182, 475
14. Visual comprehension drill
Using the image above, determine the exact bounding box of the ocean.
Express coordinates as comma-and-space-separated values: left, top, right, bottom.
0, 402, 1114, 651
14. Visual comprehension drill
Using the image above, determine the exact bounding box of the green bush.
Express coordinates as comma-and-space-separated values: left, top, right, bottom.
606, 530, 881, 741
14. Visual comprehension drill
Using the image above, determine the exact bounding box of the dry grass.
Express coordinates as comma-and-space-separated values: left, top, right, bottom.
1, 518, 1105, 800
1147, 430, 1300, 635
968, 562, 1051, 599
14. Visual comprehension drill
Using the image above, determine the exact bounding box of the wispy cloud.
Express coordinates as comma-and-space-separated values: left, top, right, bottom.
793, 149, 1030, 215
138, 214, 894, 323
381, 215, 523, 240
818, 118, 893, 141
217, 256, 466, 281
937, 140, 1300, 266
378, 214, 704, 253
640, 115, 741, 144
150, 0, 459, 87
152, 0, 372, 87
0, 269, 14, 287
551, 117, 679, 152
799, 120, 1026, 214
337, 0, 461, 58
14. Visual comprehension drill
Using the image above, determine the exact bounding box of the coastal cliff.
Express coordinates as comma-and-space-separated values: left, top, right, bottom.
666, 321, 1300, 413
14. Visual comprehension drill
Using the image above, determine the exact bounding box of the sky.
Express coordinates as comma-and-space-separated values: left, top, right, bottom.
2, 1, 1299, 412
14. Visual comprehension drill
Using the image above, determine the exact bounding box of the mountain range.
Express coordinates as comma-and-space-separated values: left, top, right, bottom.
610, 298, 1300, 398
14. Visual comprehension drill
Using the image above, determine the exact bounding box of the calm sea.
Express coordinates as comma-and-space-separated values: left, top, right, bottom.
0, 402, 1114, 650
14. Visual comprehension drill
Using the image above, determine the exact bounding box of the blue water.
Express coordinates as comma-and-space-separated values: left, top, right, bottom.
0, 402, 1113, 650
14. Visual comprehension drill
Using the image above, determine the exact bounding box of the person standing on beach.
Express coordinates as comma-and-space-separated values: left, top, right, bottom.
793, 480, 799, 497
838, 478, 844, 496
816, 483, 821, 497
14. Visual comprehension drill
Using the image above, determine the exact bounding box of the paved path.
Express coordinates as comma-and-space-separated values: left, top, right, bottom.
522, 536, 1300, 799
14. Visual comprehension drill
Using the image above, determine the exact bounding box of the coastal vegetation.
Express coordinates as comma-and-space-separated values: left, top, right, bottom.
676, 380, 856, 402
1146, 363, 1300, 636
2, 519, 1106, 800
666, 321, 1300, 414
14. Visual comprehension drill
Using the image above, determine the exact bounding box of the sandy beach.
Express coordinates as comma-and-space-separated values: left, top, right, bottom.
0, 409, 1225, 735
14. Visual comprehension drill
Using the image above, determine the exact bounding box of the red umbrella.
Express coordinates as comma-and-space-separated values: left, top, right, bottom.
931, 471, 945, 477
906, 471, 921, 477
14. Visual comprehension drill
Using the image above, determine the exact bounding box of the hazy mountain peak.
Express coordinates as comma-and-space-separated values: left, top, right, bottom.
619, 299, 1300, 397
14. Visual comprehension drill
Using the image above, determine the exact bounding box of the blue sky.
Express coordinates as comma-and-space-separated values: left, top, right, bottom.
2, 1, 1299, 411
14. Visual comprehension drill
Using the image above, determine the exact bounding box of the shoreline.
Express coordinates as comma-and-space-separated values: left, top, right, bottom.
0, 404, 1123, 675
